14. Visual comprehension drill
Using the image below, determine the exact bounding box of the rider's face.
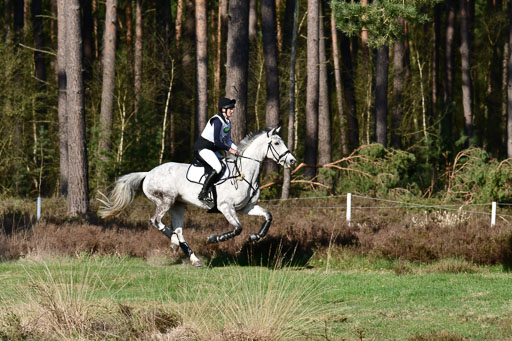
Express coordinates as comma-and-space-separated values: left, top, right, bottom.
224, 107, 234, 118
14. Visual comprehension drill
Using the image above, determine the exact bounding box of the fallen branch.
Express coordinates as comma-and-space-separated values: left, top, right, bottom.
261, 179, 330, 190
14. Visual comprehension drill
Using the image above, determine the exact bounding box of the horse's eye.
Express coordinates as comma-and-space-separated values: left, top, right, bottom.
274, 141, 280, 145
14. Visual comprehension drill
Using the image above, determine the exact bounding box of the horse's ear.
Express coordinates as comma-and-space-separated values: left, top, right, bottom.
267, 127, 276, 137
275, 126, 281, 134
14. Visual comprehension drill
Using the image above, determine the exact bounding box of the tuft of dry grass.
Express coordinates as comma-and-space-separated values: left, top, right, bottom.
393, 259, 415, 275
408, 330, 467, 341
0, 258, 190, 340
164, 263, 337, 340
422, 258, 482, 274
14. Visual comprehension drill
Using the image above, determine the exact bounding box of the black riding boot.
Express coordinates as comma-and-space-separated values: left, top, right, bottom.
198, 170, 218, 202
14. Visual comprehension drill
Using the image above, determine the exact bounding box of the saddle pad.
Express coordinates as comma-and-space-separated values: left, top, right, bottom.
186, 160, 231, 185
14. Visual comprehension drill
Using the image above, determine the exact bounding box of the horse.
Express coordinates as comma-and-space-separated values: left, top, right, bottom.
98, 127, 296, 267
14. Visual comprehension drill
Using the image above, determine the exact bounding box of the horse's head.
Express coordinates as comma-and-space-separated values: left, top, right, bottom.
265, 127, 296, 168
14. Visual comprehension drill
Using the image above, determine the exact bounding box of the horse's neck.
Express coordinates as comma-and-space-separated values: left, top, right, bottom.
237, 138, 266, 181
242, 137, 266, 162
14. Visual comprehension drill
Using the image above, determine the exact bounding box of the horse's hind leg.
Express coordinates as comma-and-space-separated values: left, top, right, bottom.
148, 195, 175, 240
170, 203, 202, 267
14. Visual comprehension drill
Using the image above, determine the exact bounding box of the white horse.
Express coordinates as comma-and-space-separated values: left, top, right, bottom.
98, 127, 296, 267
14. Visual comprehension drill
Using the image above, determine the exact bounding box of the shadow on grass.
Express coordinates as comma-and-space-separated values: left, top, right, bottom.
208, 235, 314, 268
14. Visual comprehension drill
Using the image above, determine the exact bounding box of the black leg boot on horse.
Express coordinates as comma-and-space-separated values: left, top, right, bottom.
198, 170, 218, 202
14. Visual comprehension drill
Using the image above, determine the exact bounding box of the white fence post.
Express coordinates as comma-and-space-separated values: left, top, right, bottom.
37, 196, 41, 221
491, 201, 496, 227
346, 193, 351, 226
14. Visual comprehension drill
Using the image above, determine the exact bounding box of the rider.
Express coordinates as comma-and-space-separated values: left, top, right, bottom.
194, 97, 239, 202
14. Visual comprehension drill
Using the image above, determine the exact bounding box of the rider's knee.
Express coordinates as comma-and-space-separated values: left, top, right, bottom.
266, 213, 273, 222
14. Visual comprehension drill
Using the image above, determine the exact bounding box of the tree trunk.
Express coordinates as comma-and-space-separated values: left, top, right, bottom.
432, 4, 441, 120
341, 33, 359, 151
32, 0, 46, 86
195, 0, 208, 139
281, 0, 298, 199
125, 0, 133, 69
507, 1, 512, 157
305, 0, 319, 178
13, 0, 23, 41
12, 0, 24, 193
442, 0, 455, 149
134, 0, 142, 114
92, 0, 99, 58
225, 0, 250, 142
57, 0, 68, 196
175, 0, 184, 50
375, 46, 389, 147
282, 0, 297, 52
261, 0, 280, 176
82, 0, 94, 77
485, 2, 503, 155
98, 0, 118, 184
318, 1, 331, 165
215, 0, 228, 103
249, 0, 257, 40
391, 36, 405, 149
156, 0, 172, 47
331, 8, 347, 156
66, 0, 89, 216
460, 0, 473, 145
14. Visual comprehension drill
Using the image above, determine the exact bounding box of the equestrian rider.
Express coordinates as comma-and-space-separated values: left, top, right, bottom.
194, 97, 239, 202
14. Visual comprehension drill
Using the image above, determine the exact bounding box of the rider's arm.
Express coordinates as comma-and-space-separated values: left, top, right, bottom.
212, 118, 230, 151
225, 124, 238, 151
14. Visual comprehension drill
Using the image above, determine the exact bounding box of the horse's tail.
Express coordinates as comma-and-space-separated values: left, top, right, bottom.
97, 172, 148, 218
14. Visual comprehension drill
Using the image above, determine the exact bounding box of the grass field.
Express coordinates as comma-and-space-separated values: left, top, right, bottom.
1, 254, 512, 340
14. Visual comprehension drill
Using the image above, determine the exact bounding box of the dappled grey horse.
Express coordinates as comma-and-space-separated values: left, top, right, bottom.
98, 127, 296, 267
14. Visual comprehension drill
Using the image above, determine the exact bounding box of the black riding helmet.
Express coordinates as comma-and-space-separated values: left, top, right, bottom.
218, 97, 236, 111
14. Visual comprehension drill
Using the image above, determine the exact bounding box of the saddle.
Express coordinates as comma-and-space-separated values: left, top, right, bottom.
186, 153, 230, 186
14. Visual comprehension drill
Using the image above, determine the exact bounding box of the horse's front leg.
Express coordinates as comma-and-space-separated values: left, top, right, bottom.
242, 204, 272, 242
207, 202, 243, 243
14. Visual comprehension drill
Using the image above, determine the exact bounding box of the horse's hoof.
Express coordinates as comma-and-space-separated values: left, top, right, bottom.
248, 233, 260, 242
190, 253, 203, 267
170, 234, 180, 251
207, 234, 219, 244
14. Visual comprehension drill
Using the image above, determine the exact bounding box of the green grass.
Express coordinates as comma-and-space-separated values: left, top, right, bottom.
0, 255, 511, 340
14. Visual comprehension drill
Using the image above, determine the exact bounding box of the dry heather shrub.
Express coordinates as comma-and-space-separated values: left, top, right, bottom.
3, 204, 512, 266
356, 213, 512, 264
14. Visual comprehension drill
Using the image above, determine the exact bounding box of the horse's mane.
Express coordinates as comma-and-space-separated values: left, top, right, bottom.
226, 127, 273, 159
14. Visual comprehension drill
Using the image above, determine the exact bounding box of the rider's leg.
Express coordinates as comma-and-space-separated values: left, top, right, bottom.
207, 201, 243, 243
198, 149, 222, 201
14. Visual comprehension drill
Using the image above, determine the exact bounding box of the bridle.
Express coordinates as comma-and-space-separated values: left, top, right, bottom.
226, 138, 292, 196
235, 139, 291, 165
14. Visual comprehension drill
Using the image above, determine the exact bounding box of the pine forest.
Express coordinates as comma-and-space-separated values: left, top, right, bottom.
2, 0, 512, 216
